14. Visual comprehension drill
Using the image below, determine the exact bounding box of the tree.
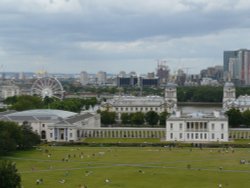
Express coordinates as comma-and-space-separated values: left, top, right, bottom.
225, 108, 243, 128
0, 160, 21, 188
159, 111, 170, 126
121, 113, 131, 125
9, 95, 43, 111
145, 111, 159, 126
242, 109, 250, 127
131, 112, 145, 126
100, 110, 116, 126
0, 121, 22, 155
0, 121, 40, 155
19, 123, 40, 149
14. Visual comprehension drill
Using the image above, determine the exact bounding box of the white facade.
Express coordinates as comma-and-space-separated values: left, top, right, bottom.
0, 85, 20, 99
200, 77, 219, 86
101, 83, 177, 120
223, 82, 250, 112
96, 71, 107, 85
80, 71, 88, 85
0, 109, 100, 142
166, 111, 229, 142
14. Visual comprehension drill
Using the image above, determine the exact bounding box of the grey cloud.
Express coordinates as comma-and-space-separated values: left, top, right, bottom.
1, 0, 250, 73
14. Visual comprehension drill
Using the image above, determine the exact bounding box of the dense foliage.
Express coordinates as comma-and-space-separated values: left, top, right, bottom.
0, 160, 21, 188
159, 111, 170, 125
225, 108, 250, 128
100, 110, 116, 126
5, 95, 44, 111
104, 111, 169, 127
131, 112, 145, 126
145, 111, 159, 126
4, 96, 97, 113
0, 121, 40, 155
177, 86, 223, 102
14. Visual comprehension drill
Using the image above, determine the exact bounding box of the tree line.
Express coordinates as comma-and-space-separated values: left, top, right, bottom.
4, 95, 98, 113
99, 110, 169, 127
225, 108, 250, 128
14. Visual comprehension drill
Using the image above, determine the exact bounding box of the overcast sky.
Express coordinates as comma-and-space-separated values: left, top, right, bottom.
1, 0, 250, 74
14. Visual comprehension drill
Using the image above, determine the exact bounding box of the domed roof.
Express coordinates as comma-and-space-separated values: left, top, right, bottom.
166, 83, 177, 88
6, 109, 77, 119
224, 82, 234, 88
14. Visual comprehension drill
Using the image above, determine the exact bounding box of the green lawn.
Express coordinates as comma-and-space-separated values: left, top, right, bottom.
2, 146, 250, 188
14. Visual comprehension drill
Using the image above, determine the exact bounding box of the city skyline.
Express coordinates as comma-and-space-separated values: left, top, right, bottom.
1, 0, 250, 74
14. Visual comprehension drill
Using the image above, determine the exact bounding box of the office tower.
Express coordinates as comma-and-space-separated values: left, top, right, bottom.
80, 71, 88, 85
96, 71, 107, 85
223, 49, 250, 85
156, 60, 170, 85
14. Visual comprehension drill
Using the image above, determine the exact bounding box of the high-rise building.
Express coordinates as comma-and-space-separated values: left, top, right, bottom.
224, 49, 250, 85
80, 71, 88, 85
96, 71, 107, 85
156, 60, 170, 85
19, 72, 25, 80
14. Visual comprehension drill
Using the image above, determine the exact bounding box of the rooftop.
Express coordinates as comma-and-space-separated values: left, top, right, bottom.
0, 109, 77, 120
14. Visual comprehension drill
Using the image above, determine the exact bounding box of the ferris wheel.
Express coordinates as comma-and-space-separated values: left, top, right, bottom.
31, 77, 64, 100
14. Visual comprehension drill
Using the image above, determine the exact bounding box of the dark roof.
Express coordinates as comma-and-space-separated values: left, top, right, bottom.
5, 116, 38, 121
0, 110, 16, 116
65, 113, 94, 124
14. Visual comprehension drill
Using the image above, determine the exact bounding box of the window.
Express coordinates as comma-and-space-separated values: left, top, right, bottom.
135, 108, 138, 111
145, 108, 148, 111
187, 133, 190, 139
150, 108, 153, 110
130, 107, 133, 111
70, 133, 73, 138
116, 108, 118, 111
179, 123, 183, 130
195, 133, 198, 139
125, 108, 128, 111
204, 122, 207, 129
155, 108, 158, 111
221, 124, 224, 130
187, 122, 190, 129
121, 107, 123, 111
170, 133, 173, 139
180, 133, 182, 139
42, 124, 45, 128
204, 133, 207, 139
191, 133, 194, 139
221, 134, 224, 139
50, 133, 53, 138
212, 133, 215, 139
212, 124, 215, 130
170, 123, 173, 130
200, 133, 203, 139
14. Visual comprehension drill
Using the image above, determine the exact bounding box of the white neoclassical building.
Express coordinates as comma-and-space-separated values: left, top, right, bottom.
166, 111, 228, 142
0, 109, 100, 142
0, 85, 20, 99
101, 83, 177, 120
223, 82, 250, 112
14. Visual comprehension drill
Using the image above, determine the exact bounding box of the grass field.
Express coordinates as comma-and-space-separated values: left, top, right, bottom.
2, 146, 250, 188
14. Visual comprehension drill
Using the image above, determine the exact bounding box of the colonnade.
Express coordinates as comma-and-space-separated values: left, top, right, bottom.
229, 129, 250, 139
81, 128, 165, 138
79, 128, 250, 140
